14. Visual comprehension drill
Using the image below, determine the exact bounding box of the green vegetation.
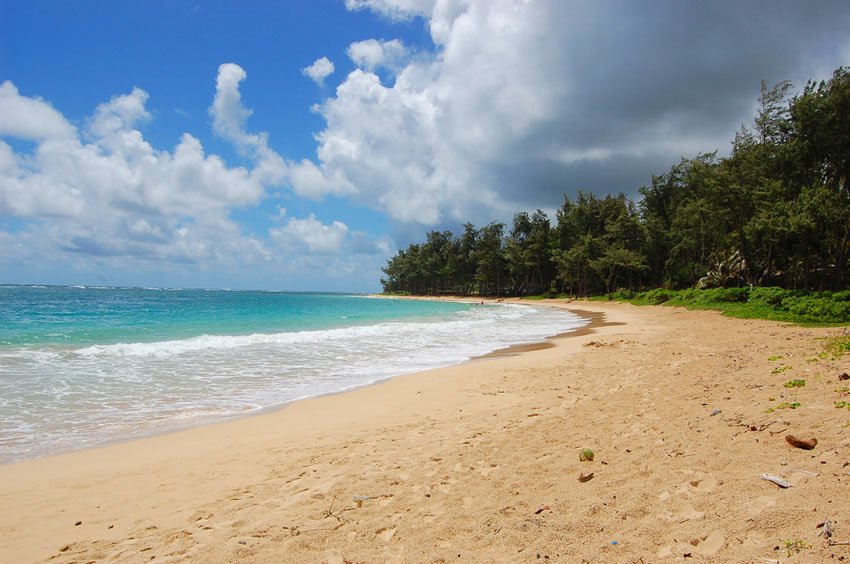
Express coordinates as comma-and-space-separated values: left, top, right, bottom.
766, 402, 801, 413
768, 355, 783, 361
600, 287, 850, 325
835, 401, 849, 409
784, 539, 810, 557
381, 66, 850, 326
783, 379, 806, 388
824, 335, 850, 357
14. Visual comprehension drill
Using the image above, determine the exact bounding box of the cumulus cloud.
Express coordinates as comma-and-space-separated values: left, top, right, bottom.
302, 57, 335, 85
0, 76, 305, 275
347, 39, 409, 72
0, 81, 76, 140
0, 69, 395, 288
209, 63, 290, 189
344, 0, 433, 21
270, 214, 349, 254
209, 63, 349, 198
210, 63, 255, 145
281, 0, 850, 228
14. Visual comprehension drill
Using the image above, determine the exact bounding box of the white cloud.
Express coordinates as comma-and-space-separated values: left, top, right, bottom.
0, 79, 271, 268
210, 63, 257, 147
0, 81, 76, 140
302, 57, 335, 85
347, 39, 409, 72
344, 0, 434, 21
208, 63, 350, 199
270, 214, 349, 254
287, 158, 354, 199
275, 0, 850, 227
209, 63, 287, 186
0, 68, 393, 289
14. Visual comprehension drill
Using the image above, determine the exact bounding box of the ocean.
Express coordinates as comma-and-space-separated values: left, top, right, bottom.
0, 286, 588, 463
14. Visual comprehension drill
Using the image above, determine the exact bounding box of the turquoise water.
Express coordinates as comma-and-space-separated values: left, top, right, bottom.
0, 285, 587, 463
0, 286, 466, 347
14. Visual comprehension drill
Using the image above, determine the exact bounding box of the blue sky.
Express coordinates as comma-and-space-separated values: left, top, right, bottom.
2, 1, 849, 291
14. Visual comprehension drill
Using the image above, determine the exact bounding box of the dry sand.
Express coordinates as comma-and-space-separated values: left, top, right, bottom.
1, 300, 849, 563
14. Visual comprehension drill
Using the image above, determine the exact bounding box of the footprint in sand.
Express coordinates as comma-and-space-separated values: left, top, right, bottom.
688, 474, 718, 493
663, 501, 704, 523
691, 530, 725, 556
189, 510, 213, 523
743, 495, 777, 518
656, 530, 725, 558
375, 527, 397, 542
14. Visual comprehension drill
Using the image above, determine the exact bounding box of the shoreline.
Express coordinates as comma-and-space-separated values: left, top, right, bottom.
0, 297, 589, 466
2, 300, 848, 562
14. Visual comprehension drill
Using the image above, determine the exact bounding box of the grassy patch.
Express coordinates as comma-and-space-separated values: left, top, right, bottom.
771, 365, 792, 374
606, 287, 850, 325
783, 379, 806, 388
824, 335, 850, 357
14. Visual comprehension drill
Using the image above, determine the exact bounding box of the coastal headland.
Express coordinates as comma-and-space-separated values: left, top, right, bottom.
1, 300, 848, 562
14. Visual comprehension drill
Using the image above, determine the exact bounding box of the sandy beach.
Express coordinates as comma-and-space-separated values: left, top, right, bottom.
1, 300, 848, 563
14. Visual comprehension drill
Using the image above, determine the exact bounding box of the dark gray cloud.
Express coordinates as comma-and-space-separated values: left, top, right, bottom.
311, 0, 850, 233
491, 0, 850, 199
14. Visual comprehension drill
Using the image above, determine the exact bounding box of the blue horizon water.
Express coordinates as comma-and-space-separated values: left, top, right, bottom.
0, 285, 588, 464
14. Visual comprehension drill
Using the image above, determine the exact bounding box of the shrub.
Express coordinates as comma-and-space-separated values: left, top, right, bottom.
749, 286, 788, 306
784, 297, 850, 323
644, 289, 671, 304
703, 287, 750, 303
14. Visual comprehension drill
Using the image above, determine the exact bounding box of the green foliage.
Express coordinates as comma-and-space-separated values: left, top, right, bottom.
772, 366, 792, 374
783, 539, 810, 557
634, 288, 671, 304
783, 379, 806, 388
703, 287, 749, 303
766, 402, 801, 413
824, 335, 850, 357
749, 286, 789, 306
767, 355, 783, 361
613, 287, 850, 325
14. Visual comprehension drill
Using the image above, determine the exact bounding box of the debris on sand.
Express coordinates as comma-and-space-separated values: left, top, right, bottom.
761, 473, 793, 488
785, 435, 817, 450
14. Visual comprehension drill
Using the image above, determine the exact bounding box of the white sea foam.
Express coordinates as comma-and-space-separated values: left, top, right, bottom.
0, 303, 586, 463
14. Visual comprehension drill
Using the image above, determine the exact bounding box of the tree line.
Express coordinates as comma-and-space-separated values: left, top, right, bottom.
381, 67, 850, 297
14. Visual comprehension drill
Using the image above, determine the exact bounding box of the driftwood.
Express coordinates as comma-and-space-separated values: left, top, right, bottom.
761, 473, 793, 488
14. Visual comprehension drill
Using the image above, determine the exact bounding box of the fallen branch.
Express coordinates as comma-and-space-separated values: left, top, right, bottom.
761, 473, 793, 488
324, 496, 357, 523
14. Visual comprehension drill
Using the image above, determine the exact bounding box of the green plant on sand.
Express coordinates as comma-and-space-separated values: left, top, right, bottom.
579, 448, 594, 462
